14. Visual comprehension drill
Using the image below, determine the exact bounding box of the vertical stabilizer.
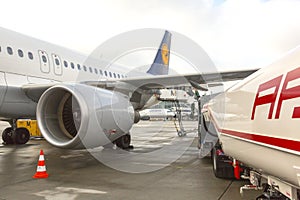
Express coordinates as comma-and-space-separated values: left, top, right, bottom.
147, 30, 172, 75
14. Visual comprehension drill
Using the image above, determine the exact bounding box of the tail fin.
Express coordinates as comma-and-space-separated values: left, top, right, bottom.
147, 30, 172, 75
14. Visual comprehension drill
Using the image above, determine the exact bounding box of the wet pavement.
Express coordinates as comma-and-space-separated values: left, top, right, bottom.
0, 120, 261, 199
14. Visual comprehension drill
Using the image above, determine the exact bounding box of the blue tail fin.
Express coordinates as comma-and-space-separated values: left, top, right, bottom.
147, 30, 172, 75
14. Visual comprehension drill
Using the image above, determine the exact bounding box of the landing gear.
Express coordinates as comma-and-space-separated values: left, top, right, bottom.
115, 134, 132, 149
2, 127, 13, 144
14, 128, 30, 144
2, 120, 30, 145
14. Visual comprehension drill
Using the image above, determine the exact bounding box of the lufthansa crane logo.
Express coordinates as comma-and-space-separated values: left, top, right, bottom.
161, 43, 169, 66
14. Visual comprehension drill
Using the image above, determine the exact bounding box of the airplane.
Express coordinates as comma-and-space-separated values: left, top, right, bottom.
139, 108, 176, 120
201, 46, 300, 199
0, 27, 256, 151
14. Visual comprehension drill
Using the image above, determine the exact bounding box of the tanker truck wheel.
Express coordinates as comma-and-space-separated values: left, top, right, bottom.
212, 146, 234, 179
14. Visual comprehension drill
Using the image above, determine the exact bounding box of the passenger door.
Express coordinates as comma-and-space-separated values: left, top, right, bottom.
52, 54, 62, 76
38, 50, 50, 73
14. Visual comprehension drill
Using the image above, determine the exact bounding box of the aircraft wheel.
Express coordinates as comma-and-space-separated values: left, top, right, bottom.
115, 134, 131, 149
14, 128, 30, 144
2, 127, 13, 144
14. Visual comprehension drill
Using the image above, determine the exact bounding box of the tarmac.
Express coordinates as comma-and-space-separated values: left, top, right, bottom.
0, 120, 261, 200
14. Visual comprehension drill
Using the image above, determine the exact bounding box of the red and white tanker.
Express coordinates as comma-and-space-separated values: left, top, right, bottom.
203, 47, 300, 199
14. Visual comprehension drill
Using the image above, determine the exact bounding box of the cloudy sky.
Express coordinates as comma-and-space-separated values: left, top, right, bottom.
0, 0, 300, 71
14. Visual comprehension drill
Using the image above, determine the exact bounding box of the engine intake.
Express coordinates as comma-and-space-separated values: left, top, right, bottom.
37, 84, 134, 149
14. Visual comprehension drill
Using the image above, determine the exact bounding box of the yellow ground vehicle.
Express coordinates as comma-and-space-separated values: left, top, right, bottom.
17, 120, 42, 137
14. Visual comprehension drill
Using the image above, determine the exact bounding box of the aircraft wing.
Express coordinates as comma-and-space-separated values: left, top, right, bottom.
86, 68, 259, 90
22, 69, 258, 102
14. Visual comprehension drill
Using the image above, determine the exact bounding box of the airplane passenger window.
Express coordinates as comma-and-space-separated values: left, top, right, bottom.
83, 65, 87, 71
89, 67, 93, 73
77, 64, 81, 70
0, 46, 2, 52
18, 49, 24, 57
117, 74, 120, 78
28, 52, 33, 60
104, 71, 107, 76
99, 70, 103, 75
109, 72, 112, 77
113, 73, 116, 78
94, 68, 98, 74
64, 61, 68, 67
7, 47, 13, 55
71, 62, 75, 69
42, 55, 47, 63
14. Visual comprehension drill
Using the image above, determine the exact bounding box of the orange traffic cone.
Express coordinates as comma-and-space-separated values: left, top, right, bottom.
33, 149, 49, 178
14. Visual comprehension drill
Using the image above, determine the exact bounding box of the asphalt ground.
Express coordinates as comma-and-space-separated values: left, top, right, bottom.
0, 120, 261, 200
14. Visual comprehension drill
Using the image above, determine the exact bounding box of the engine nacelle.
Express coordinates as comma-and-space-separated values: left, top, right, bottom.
36, 83, 134, 149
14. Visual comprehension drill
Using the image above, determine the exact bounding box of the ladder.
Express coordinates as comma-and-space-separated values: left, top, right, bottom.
173, 100, 186, 137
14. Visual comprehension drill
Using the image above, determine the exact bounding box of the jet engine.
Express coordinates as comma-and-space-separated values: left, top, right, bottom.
36, 83, 134, 149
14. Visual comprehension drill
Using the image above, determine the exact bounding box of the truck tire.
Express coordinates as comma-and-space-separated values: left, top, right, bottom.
115, 134, 131, 149
212, 146, 235, 179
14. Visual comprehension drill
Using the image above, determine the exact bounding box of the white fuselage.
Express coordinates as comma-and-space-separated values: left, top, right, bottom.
0, 27, 154, 119
207, 46, 300, 187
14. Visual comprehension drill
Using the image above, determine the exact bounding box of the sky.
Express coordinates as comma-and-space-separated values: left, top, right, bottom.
0, 0, 300, 71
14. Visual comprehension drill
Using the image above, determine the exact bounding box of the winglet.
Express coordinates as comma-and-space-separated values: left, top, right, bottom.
147, 30, 172, 75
